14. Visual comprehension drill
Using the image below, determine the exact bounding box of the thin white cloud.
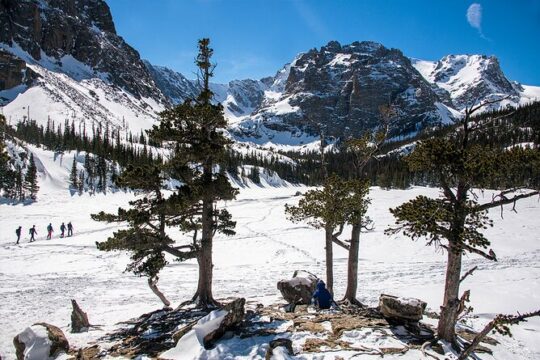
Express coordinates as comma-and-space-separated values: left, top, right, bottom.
467, 3, 482, 29
466, 3, 490, 40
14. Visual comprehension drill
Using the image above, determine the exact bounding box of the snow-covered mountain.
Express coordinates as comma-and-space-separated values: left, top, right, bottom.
1, 0, 539, 147
143, 61, 269, 124
230, 41, 458, 144
412, 55, 540, 111
0, 0, 165, 133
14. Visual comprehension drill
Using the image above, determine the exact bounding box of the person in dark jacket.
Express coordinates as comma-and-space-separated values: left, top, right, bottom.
311, 280, 333, 309
29, 225, 37, 242
46, 223, 53, 240
16, 226, 22, 244
60, 222, 66, 238
67, 222, 73, 237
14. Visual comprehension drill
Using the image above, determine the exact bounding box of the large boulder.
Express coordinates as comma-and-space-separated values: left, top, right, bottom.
379, 294, 427, 323
71, 299, 91, 333
13, 323, 69, 360
277, 270, 318, 305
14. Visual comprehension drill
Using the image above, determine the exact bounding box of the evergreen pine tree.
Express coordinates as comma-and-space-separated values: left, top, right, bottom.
15, 164, 24, 200
0, 114, 13, 196
386, 99, 540, 344
285, 175, 353, 294
148, 38, 237, 308
93, 165, 198, 307
70, 156, 78, 189
24, 153, 39, 200
250, 166, 261, 184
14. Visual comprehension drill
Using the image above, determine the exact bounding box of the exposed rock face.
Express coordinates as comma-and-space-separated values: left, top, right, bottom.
235, 41, 451, 139
71, 299, 90, 333
379, 294, 427, 323
144, 61, 200, 104
0, 0, 163, 100
13, 322, 69, 360
277, 270, 318, 305
0, 49, 37, 91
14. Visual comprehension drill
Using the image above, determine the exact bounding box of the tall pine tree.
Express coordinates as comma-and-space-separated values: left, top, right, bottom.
386, 98, 540, 345
24, 153, 39, 200
148, 38, 237, 308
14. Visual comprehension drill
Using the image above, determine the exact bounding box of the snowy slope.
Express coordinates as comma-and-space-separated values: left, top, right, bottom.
412, 55, 540, 111
0, 44, 164, 134
1, 144, 540, 359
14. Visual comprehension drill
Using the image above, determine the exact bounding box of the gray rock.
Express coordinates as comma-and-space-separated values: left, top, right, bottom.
379, 294, 427, 323
277, 270, 318, 305
265, 338, 294, 359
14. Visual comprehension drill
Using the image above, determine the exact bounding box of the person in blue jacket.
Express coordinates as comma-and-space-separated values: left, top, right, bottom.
311, 280, 333, 309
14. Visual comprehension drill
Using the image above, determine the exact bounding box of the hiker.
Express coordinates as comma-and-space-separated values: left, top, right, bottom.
60, 222, 66, 238
29, 225, 37, 242
311, 280, 333, 310
16, 226, 22, 244
67, 222, 73, 237
46, 223, 54, 240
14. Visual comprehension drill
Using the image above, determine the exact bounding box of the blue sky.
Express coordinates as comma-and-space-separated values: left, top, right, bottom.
107, 0, 540, 85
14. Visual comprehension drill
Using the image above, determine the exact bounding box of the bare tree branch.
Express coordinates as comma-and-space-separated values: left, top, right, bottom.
458, 309, 540, 360
474, 190, 539, 212
460, 266, 478, 283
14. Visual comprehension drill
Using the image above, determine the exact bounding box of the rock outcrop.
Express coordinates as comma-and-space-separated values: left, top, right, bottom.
71, 299, 91, 333
277, 270, 318, 305
265, 338, 294, 359
0, 49, 37, 92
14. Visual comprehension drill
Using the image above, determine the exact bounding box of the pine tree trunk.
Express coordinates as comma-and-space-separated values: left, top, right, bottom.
343, 223, 361, 304
324, 225, 334, 295
437, 237, 463, 343
194, 162, 217, 308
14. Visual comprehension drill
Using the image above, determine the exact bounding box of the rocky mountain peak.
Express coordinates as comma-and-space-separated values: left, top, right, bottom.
0, 0, 163, 101
414, 54, 519, 110
243, 40, 449, 139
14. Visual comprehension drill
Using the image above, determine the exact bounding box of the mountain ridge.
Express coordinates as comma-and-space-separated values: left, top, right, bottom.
0, 1, 539, 146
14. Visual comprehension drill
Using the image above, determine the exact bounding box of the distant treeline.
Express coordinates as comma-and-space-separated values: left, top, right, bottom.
4, 101, 540, 190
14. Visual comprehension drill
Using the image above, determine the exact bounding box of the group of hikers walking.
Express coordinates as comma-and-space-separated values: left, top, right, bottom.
16, 222, 73, 244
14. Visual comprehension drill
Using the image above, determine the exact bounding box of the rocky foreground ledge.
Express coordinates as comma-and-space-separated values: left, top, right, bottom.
12, 295, 499, 359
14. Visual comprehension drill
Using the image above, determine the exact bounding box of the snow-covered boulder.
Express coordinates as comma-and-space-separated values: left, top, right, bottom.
379, 294, 427, 323
13, 323, 69, 360
265, 338, 294, 359
277, 270, 318, 305
203, 298, 245, 347
160, 298, 245, 360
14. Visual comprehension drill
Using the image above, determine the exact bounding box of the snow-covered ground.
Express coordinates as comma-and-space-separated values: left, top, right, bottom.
1, 147, 539, 359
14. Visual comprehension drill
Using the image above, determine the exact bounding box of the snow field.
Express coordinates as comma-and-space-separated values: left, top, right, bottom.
1, 146, 540, 359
